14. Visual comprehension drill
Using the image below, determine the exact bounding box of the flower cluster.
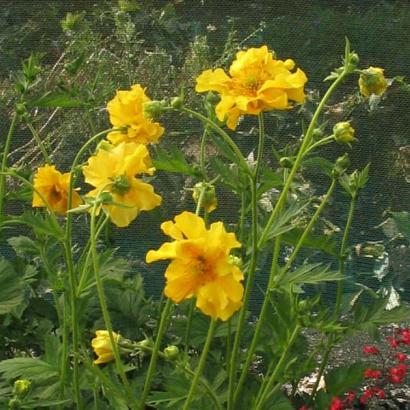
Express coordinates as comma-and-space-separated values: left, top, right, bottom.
146, 211, 244, 320
196, 45, 307, 130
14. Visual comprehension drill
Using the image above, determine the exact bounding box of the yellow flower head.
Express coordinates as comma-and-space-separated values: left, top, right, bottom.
146, 212, 244, 321
196, 45, 307, 130
32, 165, 82, 215
82, 141, 162, 227
107, 84, 164, 145
91, 330, 120, 365
358, 67, 387, 97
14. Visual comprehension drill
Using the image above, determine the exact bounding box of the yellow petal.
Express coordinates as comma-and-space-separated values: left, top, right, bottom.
173, 211, 207, 239
146, 242, 178, 263
195, 68, 231, 93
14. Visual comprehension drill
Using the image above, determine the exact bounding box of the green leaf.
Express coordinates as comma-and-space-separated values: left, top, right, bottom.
209, 157, 244, 193
325, 362, 367, 397
262, 391, 294, 410
302, 157, 334, 176
0, 358, 58, 382
278, 263, 344, 286
281, 229, 338, 256
0, 256, 25, 315
11, 211, 64, 240
153, 145, 199, 177
21, 399, 71, 408
263, 200, 311, 244
7, 236, 40, 257
390, 211, 410, 242
29, 91, 83, 108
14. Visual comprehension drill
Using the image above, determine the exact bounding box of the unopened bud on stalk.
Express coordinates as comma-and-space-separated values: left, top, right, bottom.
13, 379, 31, 397
333, 122, 356, 144
192, 182, 217, 213
163, 345, 179, 360
170, 96, 184, 109
143, 100, 168, 120
279, 156, 294, 169
359, 67, 387, 97
228, 255, 242, 267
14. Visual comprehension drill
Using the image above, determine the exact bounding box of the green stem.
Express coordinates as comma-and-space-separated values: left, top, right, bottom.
280, 178, 337, 278
228, 113, 265, 410
180, 107, 250, 174
308, 194, 357, 402
139, 298, 173, 409
335, 195, 356, 317
0, 113, 18, 218
90, 202, 135, 407
182, 318, 217, 410
199, 125, 209, 180
303, 134, 334, 156
233, 236, 282, 404
26, 122, 51, 164
258, 72, 348, 249
254, 325, 300, 409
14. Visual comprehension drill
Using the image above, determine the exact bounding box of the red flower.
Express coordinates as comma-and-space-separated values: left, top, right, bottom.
330, 397, 345, 410
387, 336, 400, 348
388, 363, 408, 383
364, 368, 382, 379
363, 345, 380, 355
359, 388, 373, 405
372, 387, 386, 399
344, 391, 356, 406
395, 352, 407, 362
298, 406, 309, 410
400, 329, 410, 345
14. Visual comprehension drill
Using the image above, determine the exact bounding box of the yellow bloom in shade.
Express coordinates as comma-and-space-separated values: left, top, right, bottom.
146, 212, 244, 321
82, 141, 161, 227
92, 330, 120, 365
196, 45, 307, 130
32, 165, 82, 215
107, 84, 164, 145
358, 67, 388, 97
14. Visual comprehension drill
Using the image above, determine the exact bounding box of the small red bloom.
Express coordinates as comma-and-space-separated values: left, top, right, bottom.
395, 352, 407, 362
372, 387, 386, 399
344, 391, 356, 406
330, 397, 345, 410
363, 345, 380, 355
388, 363, 408, 383
364, 368, 382, 379
400, 329, 410, 345
359, 388, 374, 405
387, 336, 400, 348
298, 406, 309, 410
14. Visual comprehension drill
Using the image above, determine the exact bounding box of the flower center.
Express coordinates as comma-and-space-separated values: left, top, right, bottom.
49, 187, 62, 202
194, 255, 216, 285
111, 174, 131, 195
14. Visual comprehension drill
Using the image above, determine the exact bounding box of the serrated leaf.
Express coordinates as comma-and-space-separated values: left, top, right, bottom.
278, 263, 343, 286
325, 362, 367, 397
281, 228, 338, 256
153, 145, 199, 176
0, 358, 58, 381
302, 157, 334, 175
11, 212, 64, 240
0, 256, 25, 314
7, 235, 40, 256
21, 399, 71, 408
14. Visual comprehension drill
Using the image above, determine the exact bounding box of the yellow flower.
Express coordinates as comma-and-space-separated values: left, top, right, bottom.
333, 121, 356, 144
32, 165, 82, 215
82, 141, 161, 227
92, 330, 120, 365
358, 67, 388, 97
107, 84, 164, 145
146, 212, 244, 321
196, 45, 307, 130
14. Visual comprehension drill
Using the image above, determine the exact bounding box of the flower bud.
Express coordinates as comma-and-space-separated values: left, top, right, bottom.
192, 182, 217, 213
13, 379, 31, 397
170, 96, 184, 109
359, 67, 388, 97
228, 255, 242, 267
312, 128, 324, 139
333, 122, 355, 144
279, 157, 294, 169
91, 330, 121, 365
136, 338, 153, 350
205, 92, 220, 105
350, 52, 360, 66
143, 100, 167, 120
163, 345, 179, 360
335, 153, 350, 170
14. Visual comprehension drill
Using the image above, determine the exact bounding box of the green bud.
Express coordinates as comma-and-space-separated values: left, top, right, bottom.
170, 96, 184, 109
335, 153, 350, 170
350, 52, 360, 66
312, 128, 324, 139
112, 175, 131, 195
143, 100, 167, 120
205, 92, 220, 105
279, 157, 294, 169
333, 122, 356, 144
8, 397, 21, 409
163, 345, 179, 360
137, 339, 153, 350
192, 182, 217, 213
15, 103, 27, 116
13, 379, 31, 397
228, 255, 242, 267
96, 191, 113, 204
